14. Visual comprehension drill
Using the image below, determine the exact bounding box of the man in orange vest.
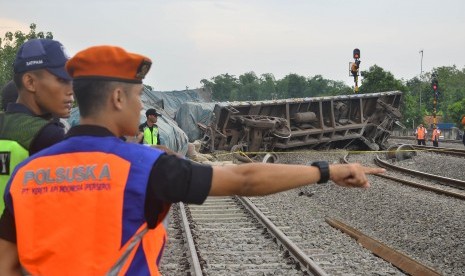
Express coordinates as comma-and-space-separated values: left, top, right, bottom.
0, 45, 385, 275
415, 123, 427, 145
431, 127, 441, 147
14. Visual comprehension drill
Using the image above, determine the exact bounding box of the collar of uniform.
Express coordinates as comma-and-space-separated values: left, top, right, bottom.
6, 103, 36, 116
6, 103, 53, 119
66, 125, 116, 139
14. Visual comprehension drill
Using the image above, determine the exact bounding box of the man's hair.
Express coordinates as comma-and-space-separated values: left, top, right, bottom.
13, 70, 45, 90
73, 79, 132, 117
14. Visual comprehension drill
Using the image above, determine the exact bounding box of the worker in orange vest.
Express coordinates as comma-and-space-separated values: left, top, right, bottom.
431, 127, 441, 147
415, 123, 427, 145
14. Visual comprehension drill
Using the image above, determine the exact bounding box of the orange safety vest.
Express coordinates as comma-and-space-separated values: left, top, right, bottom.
416, 127, 426, 140
431, 129, 440, 141
4, 135, 170, 275
462, 116, 465, 127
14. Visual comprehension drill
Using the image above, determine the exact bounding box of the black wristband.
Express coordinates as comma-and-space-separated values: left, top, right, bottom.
311, 161, 330, 184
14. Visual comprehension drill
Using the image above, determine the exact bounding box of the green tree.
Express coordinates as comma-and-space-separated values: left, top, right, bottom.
359, 65, 412, 127
405, 76, 428, 126
276, 73, 309, 99
447, 99, 465, 127
433, 66, 465, 124
0, 23, 53, 89
307, 75, 351, 97
207, 73, 239, 101
236, 72, 260, 101
204, 72, 353, 101
258, 73, 277, 100
359, 65, 407, 94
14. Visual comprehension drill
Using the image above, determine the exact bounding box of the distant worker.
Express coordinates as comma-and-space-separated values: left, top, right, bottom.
431, 127, 441, 147
0, 45, 385, 275
415, 123, 427, 145
139, 108, 161, 145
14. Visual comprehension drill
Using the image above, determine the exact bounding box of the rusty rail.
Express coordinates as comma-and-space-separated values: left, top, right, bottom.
325, 218, 442, 276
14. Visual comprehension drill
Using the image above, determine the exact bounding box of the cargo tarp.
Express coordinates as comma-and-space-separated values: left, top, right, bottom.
67, 87, 201, 156
175, 102, 215, 142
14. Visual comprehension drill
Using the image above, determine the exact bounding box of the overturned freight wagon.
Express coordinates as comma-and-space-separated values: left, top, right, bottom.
198, 91, 402, 157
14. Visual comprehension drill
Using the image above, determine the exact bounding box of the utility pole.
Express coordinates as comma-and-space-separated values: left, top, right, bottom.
419, 50, 423, 114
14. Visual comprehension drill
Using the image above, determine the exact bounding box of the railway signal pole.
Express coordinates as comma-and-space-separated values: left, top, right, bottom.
419, 50, 423, 109
350, 48, 361, 93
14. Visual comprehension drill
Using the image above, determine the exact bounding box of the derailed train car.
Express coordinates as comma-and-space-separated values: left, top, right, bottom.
198, 91, 402, 157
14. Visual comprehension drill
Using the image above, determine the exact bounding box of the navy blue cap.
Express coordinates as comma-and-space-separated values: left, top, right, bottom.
13, 39, 72, 81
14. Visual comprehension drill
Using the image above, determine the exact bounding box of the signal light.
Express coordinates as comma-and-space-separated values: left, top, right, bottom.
353, 48, 360, 59
431, 78, 438, 91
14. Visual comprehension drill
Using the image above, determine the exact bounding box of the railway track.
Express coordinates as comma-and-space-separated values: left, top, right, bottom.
374, 155, 465, 195
339, 150, 464, 275
389, 136, 463, 144
410, 144, 465, 158
343, 149, 465, 200
179, 196, 330, 275
325, 218, 441, 276
159, 144, 465, 275
160, 194, 441, 275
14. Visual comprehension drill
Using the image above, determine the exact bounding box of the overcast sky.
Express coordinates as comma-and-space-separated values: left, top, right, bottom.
1, 0, 464, 91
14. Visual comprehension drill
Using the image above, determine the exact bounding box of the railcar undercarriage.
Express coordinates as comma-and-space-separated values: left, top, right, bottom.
199, 91, 402, 161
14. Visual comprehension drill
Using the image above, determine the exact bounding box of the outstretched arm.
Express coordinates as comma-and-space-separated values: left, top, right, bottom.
209, 162, 384, 196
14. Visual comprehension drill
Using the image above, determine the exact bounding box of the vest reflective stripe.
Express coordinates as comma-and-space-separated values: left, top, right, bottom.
143, 126, 158, 145
5, 136, 168, 275
107, 225, 153, 275
122, 224, 167, 275
416, 127, 426, 139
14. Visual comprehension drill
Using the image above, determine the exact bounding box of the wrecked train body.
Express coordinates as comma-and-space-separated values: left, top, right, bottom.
199, 91, 402, 155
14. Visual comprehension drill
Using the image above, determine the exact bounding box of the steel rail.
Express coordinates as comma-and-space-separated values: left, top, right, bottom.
342, 153, 465, 200
374, 155, 465, 189
238, 196, 329, 276
390, 136, 462, 144
179, 202, 203, 275
411, 145, 465, 158
325, 218, 442, 276
372, 158, 465, 200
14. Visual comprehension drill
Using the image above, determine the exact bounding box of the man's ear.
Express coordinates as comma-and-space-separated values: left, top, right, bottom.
111, 87, 126, 111
21, 72, 38, 93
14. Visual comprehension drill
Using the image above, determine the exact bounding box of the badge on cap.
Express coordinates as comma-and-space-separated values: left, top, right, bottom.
136, 60, 151, 79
